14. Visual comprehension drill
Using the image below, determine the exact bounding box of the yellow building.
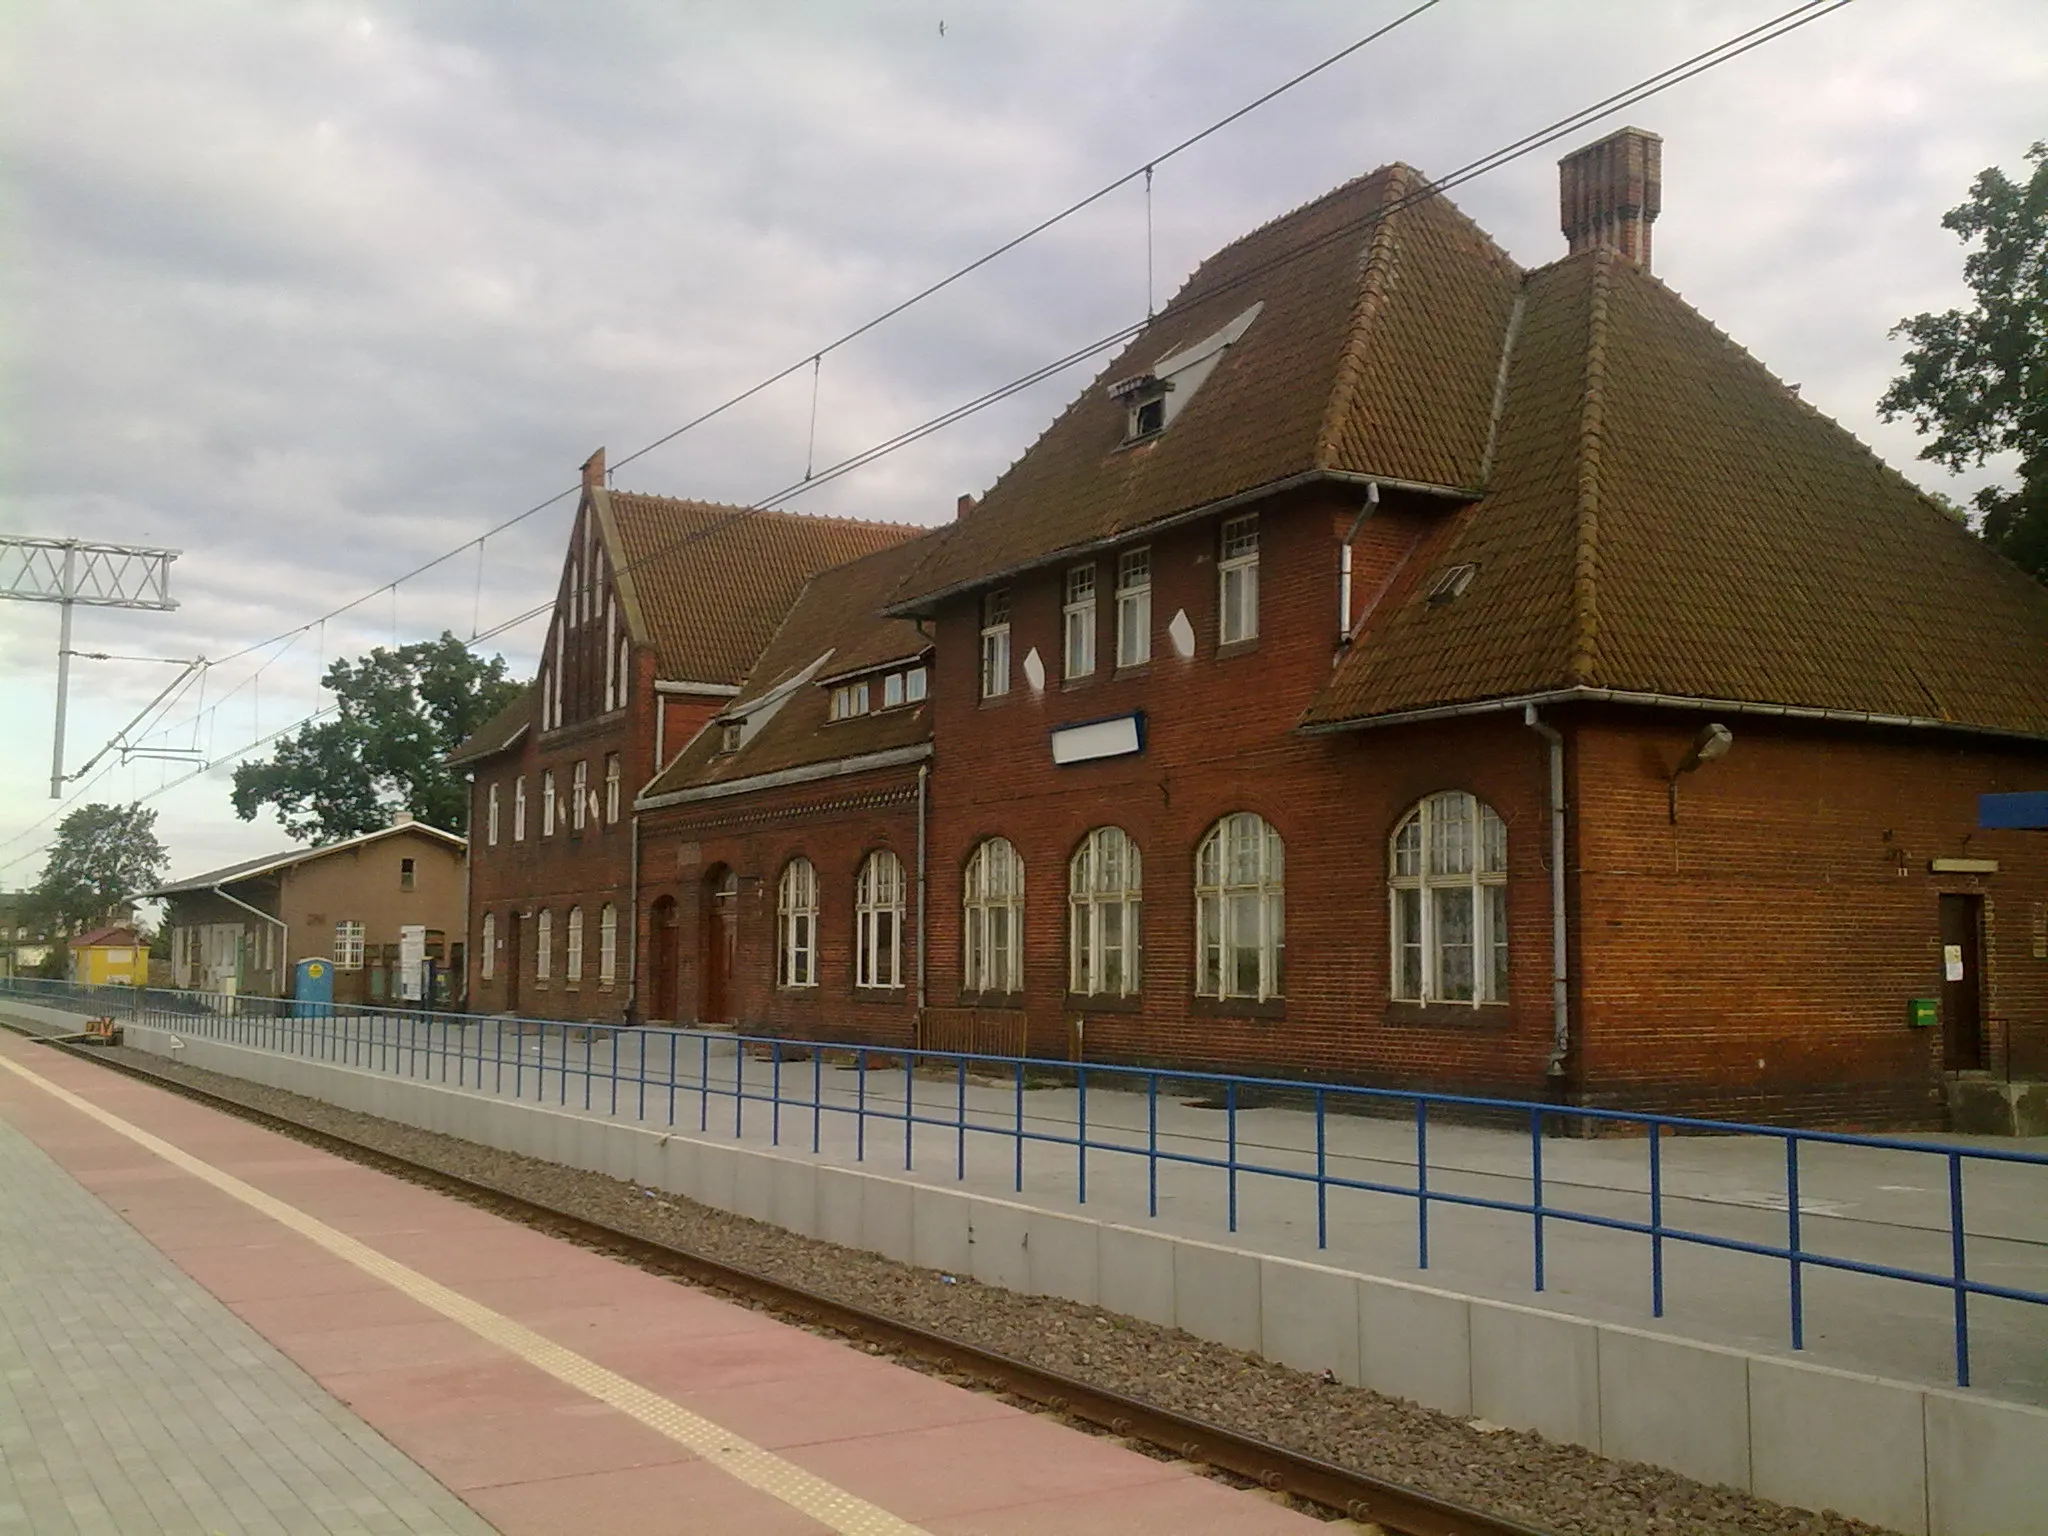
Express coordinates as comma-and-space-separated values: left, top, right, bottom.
70, 925, 149, 987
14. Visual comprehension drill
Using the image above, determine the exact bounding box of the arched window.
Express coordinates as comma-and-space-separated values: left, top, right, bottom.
855, 851, 904, 989
1069, 828, 1140, 996
565, 906, 584, 982
1195, 813, 1284, 1001
598, 904, 618, 985
964, 837, 1024, 993
778, 858, 819, 988
535, 908, 553, 981
1390, 791, 1508, 1004
480, 912, 496, 980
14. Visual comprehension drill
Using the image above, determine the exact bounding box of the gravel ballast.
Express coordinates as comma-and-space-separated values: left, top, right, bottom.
68, 1039, 1899, 1536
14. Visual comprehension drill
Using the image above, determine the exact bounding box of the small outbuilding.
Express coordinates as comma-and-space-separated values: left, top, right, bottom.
68, 925, 148, 988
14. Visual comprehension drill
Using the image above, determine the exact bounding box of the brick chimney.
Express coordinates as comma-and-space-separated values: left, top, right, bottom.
1559, 127, 1661, 270
956, 493, 978, 520
580, 447, 606, 492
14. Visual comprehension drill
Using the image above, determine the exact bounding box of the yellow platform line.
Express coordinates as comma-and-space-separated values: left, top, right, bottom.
0, 1053, 932, 1536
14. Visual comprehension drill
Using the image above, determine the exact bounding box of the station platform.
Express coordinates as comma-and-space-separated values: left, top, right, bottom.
0, 1029, 1327, 1536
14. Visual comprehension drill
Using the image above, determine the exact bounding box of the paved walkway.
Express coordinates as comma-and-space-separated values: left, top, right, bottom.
0, 1026, 1325, 1536
0, 1095, 496, 1535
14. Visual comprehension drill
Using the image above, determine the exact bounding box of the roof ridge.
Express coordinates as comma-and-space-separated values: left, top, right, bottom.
607, 487, 921, 532
1568, 251, 1615, 687
1190, 163, 1407, 278
1312, 167, 1412, 470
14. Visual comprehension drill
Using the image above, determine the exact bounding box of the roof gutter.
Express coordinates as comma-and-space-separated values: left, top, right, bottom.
635, 742, 934, 810
885, 468, 1475, 618
1299, 686, 2048, 747
210, 884, 289, 993
655, 680, 743, 698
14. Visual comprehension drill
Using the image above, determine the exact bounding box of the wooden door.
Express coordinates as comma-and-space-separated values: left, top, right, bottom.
1938, 893, 1985, 1071
701, 867, 737, 1024
649, 897, 679, 1021
504, 912, 523, 1014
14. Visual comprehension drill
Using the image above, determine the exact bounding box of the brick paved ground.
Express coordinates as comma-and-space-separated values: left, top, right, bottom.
0, 1112, 497, 1536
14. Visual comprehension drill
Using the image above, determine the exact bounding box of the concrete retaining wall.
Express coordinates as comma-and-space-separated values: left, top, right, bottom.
126, 1025, 2048, 1536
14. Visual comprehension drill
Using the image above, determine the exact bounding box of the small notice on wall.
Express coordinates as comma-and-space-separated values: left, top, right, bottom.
1943, 943, 1965, 983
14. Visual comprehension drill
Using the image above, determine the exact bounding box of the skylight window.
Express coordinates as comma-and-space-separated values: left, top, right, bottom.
1427, 564, 1479, 607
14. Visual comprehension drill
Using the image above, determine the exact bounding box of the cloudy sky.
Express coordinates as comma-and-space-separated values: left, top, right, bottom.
2, 0, 2043, 891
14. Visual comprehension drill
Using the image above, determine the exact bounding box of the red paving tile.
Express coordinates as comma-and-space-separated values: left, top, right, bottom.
0, 1031, 1329, 1535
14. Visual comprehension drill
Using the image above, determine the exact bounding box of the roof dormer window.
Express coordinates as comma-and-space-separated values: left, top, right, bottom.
1109, 373, 1172, 442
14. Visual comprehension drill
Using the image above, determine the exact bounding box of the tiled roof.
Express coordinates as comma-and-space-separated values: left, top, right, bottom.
445, 685, 533, 768
1305, 249, 2048, 737
886, 165, 1523, 611
603, 491, 920, 685
642, 537, 938, 801
73, 926, 140, 948
140, 822, 466, 898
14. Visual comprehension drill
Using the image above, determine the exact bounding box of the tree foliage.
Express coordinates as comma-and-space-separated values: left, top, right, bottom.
31, 802, 169, 933
1880, 142, 2048, 581
231, 632, 522, 843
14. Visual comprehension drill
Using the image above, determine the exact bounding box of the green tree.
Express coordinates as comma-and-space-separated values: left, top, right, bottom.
231, 632, 522, 843
30, 802, 169, 933
1880, 141, 2048, 581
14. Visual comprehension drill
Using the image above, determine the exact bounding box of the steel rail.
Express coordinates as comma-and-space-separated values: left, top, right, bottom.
6, 1021, 1548, 1536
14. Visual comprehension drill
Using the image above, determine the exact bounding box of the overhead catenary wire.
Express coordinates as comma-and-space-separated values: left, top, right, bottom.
1, 0, 1857, 878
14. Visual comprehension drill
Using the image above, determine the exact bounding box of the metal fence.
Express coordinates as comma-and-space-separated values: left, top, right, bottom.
4, 975, 2042, 1389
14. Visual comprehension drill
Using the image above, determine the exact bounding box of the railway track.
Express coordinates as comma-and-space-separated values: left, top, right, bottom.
6, 1019, 1549, 1536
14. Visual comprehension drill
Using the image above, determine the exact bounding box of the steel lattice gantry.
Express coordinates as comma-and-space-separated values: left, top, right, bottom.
0, 536, 182, 796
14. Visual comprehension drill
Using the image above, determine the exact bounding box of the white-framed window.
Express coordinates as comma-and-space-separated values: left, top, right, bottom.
565, 906, 584, 982
883, 671, 905, 708
855, 851, 904, 989
1063, 565, 1097, 680
487, 783, 500, 846
1195, 812, 1284, 1001
1116, 548, 1151, 668
541, 768, 556, 836
1391, 791, 1509, 1005
399, 857, 416, 891
905, 665, 928, 702
963, 837, 1024, 994
513, 777, 526, 841
721, 721, 743, 752
1219, 514, 1260, 644
617, 636, 630, 709
604, 753, 621, 824
535, 908, 553, 981
778, 858, 819, 988
829, 681, 870, 720
481, 912, 495, 981
571, 760, 588, 832
599, 904, 618, 984
333, 920, 365, 971
604, 596, 618, 709
1069, 827, 1141, 997
980, 589, 1011, 699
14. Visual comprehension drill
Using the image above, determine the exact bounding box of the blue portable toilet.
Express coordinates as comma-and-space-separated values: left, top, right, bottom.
293, 957, 335, 1018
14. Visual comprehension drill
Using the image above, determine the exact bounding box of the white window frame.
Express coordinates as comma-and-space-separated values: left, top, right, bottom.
541, 768, 556, 836
1063, 564, 1096, 680
1116, 548, 1152, 668
1195, 812, 1284, 1001
905, 665, 928, 702
565, 906, 584, 982
1390, 791, 1509, 1005
480, 912, 495, 981
1219, 514, 1260, 645
604, 596, 618, 709
883, 671, 905, 709
778, 858, 819, 989
487, 783, 500, 846
333, 920, 365, 971
604, 753, 621, 824
1069, 827, 1141, 997
599, 904, 618, 985
513, 777, 526, 842
855, 851, 904, 990
571, 760, 588, 832
963, 837, 1024, 994
980, 589, 1011, 699
535, 909, 553, 981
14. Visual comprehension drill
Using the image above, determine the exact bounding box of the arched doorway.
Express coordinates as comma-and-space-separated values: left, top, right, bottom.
700, 865, 738, 1024
649, 896, 680, 1021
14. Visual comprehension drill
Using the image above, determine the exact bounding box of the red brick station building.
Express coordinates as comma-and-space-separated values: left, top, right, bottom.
454, 129, 2048, 1131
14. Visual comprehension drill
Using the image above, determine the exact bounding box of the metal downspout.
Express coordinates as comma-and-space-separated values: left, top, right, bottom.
626, 810, 641, 1024
1522, 705, 1570, 1078
1336, 482, 1380, 645
915, 762, 929, 1011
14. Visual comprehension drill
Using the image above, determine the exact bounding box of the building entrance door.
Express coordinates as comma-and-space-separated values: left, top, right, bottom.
504, 912, 523, 1013
649, 896, 680, 1021
1938, 893, 1985, 1072
701, 866, 738, 1024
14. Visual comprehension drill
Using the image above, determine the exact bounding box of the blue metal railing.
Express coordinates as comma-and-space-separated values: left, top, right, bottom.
3, 975, 2042, 1389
